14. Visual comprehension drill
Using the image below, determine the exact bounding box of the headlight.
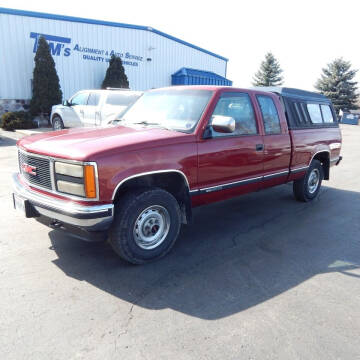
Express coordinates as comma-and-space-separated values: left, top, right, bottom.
57, 180, 86, 197
55, 162, 83, 177
54, 162, 97, 199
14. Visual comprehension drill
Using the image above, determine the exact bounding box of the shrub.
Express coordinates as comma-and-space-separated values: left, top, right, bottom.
30, 36, 62, 117
102, 55, 129, 89
1, 111, 35, 131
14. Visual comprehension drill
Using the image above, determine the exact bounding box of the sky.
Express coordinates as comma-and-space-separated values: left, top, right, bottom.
1, 0, 359, 91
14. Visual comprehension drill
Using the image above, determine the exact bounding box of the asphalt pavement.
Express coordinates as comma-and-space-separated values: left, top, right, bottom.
0, 125, 359, 360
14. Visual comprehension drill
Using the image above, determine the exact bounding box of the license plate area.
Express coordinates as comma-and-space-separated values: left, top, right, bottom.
12, 194, 37, 218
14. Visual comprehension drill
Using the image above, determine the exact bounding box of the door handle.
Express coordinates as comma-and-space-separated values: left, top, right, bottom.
256, 144, 264, 151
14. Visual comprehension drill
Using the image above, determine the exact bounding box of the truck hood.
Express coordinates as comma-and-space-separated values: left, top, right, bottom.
17, 125, 194, 161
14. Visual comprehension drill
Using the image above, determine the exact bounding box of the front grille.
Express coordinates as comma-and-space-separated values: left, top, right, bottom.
18, 151, 52, 190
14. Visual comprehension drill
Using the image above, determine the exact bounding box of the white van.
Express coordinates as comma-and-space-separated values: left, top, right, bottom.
50, 89, 143, 130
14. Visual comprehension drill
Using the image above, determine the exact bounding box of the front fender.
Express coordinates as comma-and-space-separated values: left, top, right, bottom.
50, 106, 65, 123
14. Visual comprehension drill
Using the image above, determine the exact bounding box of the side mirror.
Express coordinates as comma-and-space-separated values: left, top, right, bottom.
63, 100, 70, 106
211, 115, 236, 133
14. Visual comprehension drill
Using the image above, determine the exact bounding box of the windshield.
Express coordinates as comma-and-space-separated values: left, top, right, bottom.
120, 89, 213, 132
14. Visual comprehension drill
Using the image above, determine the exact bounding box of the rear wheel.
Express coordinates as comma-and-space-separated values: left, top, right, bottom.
52, 115, 64, 131
109, 188, 181, 264
293, 159, 324, 202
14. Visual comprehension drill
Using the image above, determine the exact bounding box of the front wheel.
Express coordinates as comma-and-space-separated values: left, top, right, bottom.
52, 115, 64, 131
293, 159, 324, 202
109, 188, 181, 264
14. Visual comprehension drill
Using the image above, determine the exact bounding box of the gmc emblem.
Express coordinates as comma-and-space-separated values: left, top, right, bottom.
22, 163, 37, 176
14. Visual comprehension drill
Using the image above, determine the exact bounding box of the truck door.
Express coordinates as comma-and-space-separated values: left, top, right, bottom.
69, 92, 89, 127
83, 92, 101, 127
255, 94, 291, 188
197, 92, 264, 199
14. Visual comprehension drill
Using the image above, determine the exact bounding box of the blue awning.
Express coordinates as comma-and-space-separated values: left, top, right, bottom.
171, 68, 232, 86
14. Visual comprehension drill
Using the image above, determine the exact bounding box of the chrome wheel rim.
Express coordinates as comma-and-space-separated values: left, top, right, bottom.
133, 205, 170, 250
308, 168, 320, 194
53, 119, 62, 130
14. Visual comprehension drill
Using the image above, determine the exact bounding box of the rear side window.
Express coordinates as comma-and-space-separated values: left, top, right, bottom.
87, 92, 101, 106
106, 93, 139, 106
211, 93, 257, 137
293, 103, 308, 125
307, 104, 323, 124
321, 105, 334, 123
257, 95, 281, 134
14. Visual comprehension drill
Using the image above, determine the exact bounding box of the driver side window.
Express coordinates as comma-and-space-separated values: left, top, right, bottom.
210, 93, 258, 137
71, 92, 89, 106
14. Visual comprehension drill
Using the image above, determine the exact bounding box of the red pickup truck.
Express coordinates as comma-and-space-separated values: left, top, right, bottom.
13, 86, 342, 264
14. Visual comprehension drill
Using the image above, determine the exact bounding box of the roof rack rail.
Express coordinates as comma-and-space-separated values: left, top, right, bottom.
106, 87, 131, 91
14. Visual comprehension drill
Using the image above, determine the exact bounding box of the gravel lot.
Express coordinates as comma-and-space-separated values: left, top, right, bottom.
1, 125, 359, 360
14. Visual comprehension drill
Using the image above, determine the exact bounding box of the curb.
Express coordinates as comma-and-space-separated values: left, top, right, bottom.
14, 128, 52, 136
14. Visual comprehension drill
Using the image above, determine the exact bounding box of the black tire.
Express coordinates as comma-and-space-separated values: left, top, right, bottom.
52, 115, 64, 131
109, 188, 181, 264
293, 159, 324, 202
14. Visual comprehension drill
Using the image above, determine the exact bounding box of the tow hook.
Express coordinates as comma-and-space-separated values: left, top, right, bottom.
50, 220, 63, 229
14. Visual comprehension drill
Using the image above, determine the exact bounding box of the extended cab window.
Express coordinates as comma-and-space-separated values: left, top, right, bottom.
257, 95, 281, 134
71, 92, 89, 106
211, 93, 257, 137
307, 104, 323, 124
321, 105, 334, 123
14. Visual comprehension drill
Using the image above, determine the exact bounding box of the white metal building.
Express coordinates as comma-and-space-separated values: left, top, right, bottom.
0, 7, 229, 113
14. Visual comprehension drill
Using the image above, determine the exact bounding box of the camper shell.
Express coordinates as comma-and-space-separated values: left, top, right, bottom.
256, 87, 339, 130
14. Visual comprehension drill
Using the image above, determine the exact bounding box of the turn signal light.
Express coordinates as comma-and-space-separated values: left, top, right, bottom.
84, 165, 97, 198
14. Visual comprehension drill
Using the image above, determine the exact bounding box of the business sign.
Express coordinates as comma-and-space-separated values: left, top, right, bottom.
30, 32, 143, 67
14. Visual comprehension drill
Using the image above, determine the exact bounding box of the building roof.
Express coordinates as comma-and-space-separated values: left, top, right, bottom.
0, 7, 228, 61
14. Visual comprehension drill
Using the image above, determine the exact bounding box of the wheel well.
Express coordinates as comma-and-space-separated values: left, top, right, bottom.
113, 172, 192, 224
313, 151, 330, 180
51, 113, 61, 123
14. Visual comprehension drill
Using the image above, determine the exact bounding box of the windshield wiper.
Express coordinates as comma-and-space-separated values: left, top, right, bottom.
132, 121, 173, 131
112, 118, 124, 123
133, 121, 161, 126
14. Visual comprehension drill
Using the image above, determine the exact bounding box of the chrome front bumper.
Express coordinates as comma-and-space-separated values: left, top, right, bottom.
12, 173, 114, 231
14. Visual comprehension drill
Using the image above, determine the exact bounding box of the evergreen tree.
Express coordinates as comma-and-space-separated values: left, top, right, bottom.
253, 52, 284, 86
102, 55, 129, 89
315, 58, 358, 114
30, 36, 62, 117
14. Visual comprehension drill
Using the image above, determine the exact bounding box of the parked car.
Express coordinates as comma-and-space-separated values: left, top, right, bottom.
13, 86, 342, 264
50, 89, 142, 130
